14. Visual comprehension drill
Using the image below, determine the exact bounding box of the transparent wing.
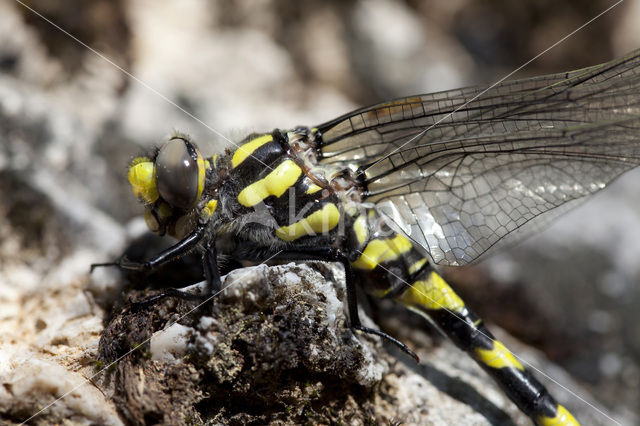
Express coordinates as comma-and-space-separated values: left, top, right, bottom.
315, 49, 640, 266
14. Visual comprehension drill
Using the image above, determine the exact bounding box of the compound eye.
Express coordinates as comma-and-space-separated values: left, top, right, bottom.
156, 138, 200, 209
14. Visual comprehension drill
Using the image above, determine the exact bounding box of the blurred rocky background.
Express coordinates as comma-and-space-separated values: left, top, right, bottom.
0, 0, 638, 424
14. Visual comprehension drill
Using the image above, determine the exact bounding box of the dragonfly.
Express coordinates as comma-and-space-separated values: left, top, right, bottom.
94, 48, 640, 425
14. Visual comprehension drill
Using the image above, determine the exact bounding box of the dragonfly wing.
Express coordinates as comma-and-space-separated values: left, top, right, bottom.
315, 50, 640, 265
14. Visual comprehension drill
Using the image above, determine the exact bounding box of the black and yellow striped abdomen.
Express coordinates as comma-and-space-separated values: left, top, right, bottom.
347, 208, 578, 426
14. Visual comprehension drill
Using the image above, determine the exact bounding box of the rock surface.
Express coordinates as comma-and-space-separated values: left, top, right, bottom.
1, 256, 604, 425
99, 263, 388, 425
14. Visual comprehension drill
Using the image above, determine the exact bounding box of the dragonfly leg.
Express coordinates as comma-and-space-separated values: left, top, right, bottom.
270, 246, 418, 361
90, 224, 207, 274
127, 240, 221, 311
91, 225, 221, 310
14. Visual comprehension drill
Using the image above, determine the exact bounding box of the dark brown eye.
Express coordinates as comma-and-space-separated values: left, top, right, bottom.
156, 138, 199, 209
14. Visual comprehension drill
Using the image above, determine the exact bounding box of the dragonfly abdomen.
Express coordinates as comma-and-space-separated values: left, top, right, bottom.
345, 207, 578, 425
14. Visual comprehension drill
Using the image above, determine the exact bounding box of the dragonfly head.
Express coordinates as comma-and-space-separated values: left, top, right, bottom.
128, 135, 209, 237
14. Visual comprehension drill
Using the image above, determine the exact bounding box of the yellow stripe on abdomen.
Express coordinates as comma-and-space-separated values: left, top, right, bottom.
474, 340, 524, 371
396, 271, 465, 313
237, 159, 302, 207
536, 405, 580, 426
351, 234, 412, 270
276, 203, 340, 241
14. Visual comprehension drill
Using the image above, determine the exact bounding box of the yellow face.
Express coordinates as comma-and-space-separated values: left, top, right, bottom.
127, 136, 209, 236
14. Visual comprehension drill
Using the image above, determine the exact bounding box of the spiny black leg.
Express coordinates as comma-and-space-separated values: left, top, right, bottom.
352, 325, 418, 361
90, 224, 206, 273
269, 246, 418, 361
337, 251, 419, 362
92, 224, 211, 310
198, 237, 222, 316
90, 261, 120, 272
129, 237, 219, 311
202, 236, 222, 295
128, 287, 208, 312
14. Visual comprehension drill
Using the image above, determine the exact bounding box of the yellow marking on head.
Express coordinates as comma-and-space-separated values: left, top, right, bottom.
397, 272, 465, 312
196, 152, 206, 204
275, 203, 340, 241
200, 199, 218, 221
128, 158, 158, 203
156, 202, 173, 220
351, 234, 412, 270
536, 405, 579, 426
232, 134, 273, 168
408, 258, 427, 275
238, 160, 302, 207
474, 340, 524, 371
305, 182, 323, 194
144, 210, 159, 232
353, 215, 368, 246
210, 154, 218, 168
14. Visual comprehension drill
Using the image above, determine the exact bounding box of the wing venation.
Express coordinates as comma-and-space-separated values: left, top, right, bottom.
315, 50, 640, 265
